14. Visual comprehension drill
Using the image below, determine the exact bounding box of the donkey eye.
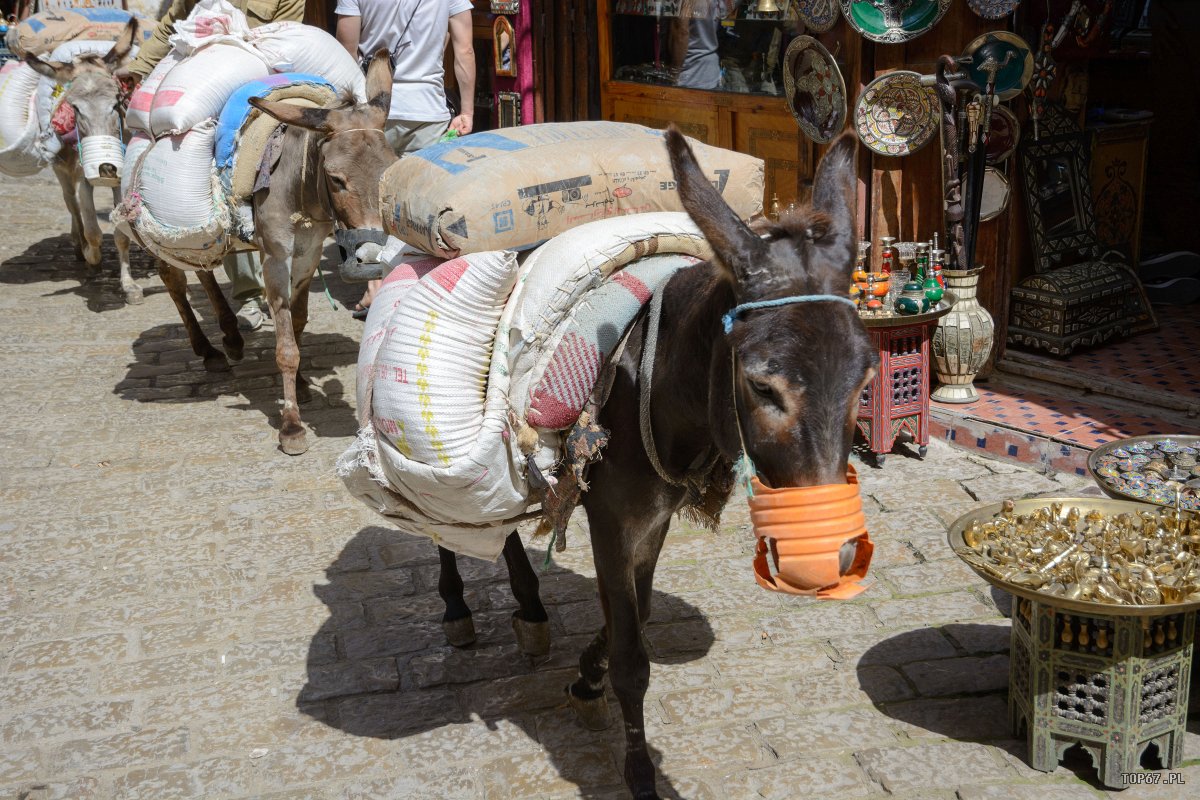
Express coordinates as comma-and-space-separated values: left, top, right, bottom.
748, 379, 774, 399
328, 174, 348, 191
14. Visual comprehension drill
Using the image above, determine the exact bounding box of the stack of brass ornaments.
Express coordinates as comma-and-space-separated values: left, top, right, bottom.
950, 497, 1200, 609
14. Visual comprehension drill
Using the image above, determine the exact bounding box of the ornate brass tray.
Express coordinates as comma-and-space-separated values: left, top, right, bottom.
948, 496, 1200, 617
858, 291, 956, 328
1087, 435, 1200, 508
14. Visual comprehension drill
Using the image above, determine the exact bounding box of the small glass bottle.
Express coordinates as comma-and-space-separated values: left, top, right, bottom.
879, 236, 896, 276
931, 248, 946, 290
914, 242, 929, 283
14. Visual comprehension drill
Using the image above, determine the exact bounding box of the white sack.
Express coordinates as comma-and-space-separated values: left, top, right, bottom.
0, 62, 58, 176
250, 22, 367, 102
166, 0, 253, 56
149, 42, 269, 136
125, 50, 180, 134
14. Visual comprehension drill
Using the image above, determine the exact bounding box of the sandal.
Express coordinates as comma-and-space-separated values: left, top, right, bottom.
351, 305, 369, 321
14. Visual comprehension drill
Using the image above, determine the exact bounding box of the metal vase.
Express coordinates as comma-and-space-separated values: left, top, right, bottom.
931, 267, 994, 403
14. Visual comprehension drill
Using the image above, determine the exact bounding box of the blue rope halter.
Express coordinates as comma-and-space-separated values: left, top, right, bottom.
721, 294, 858, 334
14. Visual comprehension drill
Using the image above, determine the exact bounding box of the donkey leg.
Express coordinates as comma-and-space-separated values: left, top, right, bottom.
568, 625, 612, 730
438, 545, 476, 647
158, 262, 228, 372
592, 515, 668, 799
195, 268, 244, 362
110, 187, 142, 304
288, 230, 325, 405
501, 531, 549, 657
75, 176, 104, 268
53, 163, 85, 262
289, 272, 314, 404
261, 246, 307, 454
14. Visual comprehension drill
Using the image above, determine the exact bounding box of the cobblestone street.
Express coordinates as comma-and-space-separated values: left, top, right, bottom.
0, 172, 1196, 800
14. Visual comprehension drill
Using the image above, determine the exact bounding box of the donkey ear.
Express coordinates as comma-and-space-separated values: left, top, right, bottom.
665, 125, 764, 290
364, 48, 392, 120
810, 132, 858, 248
249, 97, 334, 134
103, 19, 138, 70
24, 54, 74, 84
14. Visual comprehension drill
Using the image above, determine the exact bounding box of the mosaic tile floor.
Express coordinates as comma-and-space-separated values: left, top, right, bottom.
1010, 305, 1199, 398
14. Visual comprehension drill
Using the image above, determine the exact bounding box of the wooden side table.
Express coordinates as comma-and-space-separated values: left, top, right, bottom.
856, 302, 953, 465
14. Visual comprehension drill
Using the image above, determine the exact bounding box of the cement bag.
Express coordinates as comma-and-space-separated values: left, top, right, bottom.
380, 121, 765, 256
115, 119, 232, 270
119, 131, 153, 200
125, 50, 181, 134
5, 9, 152, 59
249, 22, 368, 103
149, 42, 270, 136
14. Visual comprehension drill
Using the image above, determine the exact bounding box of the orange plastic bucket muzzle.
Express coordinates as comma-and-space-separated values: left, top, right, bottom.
747, 464, 874, 599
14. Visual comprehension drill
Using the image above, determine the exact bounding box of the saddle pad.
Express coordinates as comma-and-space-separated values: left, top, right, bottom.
526, 253, 699, 429
214, 73, 337, 202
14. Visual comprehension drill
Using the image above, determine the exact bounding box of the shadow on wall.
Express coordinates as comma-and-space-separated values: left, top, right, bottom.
296, 526, 716, 799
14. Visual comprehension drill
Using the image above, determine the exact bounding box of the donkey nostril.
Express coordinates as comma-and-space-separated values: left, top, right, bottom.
99, 164, 119, 178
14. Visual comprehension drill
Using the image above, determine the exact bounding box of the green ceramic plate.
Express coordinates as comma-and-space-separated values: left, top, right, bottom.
839, 0, 952, 44
962, 31, 1034, 101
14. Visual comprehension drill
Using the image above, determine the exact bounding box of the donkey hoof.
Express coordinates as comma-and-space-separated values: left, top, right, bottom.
567, 687, 611, 731
223, 344, 244, 363
443, 615, 476, 648
123, 285, 144, 305
512, 616, 550, 657
278, 426, 309, 456
203, 354, 231, 373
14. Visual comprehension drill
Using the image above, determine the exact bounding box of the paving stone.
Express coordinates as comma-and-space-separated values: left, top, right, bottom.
299, 657, 400, 702
900, 655, 1010, 697
721, 754, 875, 799
855, 742, 1013, 793
55, 726, 189, 772
0, 699, 134, 743
481, 748, 622, 799
873, 591, 1001, 629
960, 471, 1066, 503
762, 602, 882, 644
956, 782, 1101, 800
756, 709, 901, 756
884, 695, 1011, 742
826, 626, 958, 667
340, 769, 481, 800
333, 689, 467, 737
879, 558, 985, 596
645, 722, 774, 773
110, 757, 256, 800
789, 664, 914, 708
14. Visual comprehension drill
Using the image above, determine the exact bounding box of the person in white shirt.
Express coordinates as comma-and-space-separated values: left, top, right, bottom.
335, 0, 476, 155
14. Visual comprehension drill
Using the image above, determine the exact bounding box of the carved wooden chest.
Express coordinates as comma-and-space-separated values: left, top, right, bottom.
1007, 261, 1157, 356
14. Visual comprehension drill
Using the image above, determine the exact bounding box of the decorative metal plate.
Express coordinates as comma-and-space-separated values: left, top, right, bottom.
839, 0, 952, 44
858, 292, 956, 327
979, 166, 1010, 222
968, 0, 1020, 19
795, 0, 840, 32
1087, 436, 1200, 509
986, 104, 1020, 164
783, 36, 846, 144
854, 70, 940, 157
949, 497, 1200, 617
962, 30, 1034, 101
490, 0, 519, 13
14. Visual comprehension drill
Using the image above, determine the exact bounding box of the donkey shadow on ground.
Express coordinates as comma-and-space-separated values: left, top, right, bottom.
856, 603, 1200, 790
0, 232, 161, 313
298, 526, 716, 799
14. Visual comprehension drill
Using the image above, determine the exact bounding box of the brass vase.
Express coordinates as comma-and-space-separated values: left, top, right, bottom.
932, 267, 994, 404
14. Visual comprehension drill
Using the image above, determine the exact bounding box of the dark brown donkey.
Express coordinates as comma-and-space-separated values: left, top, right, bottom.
157, 51, 397, 455
435, 127, 878, 798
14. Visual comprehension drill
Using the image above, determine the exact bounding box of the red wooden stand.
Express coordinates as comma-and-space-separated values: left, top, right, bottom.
855, 318, 939, 465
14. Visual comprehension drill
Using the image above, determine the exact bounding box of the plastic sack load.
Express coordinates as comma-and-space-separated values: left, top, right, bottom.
379, 121, 765, 257
4, 8, 152, 59
249, 22, 367, 103
115, 119, 233, 270
0, 62, 45, 176
125, 50, 180, 134
148, 42, 270, 137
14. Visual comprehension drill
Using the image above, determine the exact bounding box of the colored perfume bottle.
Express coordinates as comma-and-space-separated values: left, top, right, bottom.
931, 248, 946, 290
894, 281, 925, 315
879, 236, 896, 276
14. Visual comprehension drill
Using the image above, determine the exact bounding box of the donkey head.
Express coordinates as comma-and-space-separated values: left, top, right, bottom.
248, 50, 397, 248
666, 126, 877, 488
25, 18, 137, 185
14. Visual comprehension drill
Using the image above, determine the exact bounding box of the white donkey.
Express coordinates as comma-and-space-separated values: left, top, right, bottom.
25, 19, 141, 304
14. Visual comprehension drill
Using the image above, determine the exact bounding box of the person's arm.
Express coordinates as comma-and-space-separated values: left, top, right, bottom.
335, 15, 361, 59
448, 9, 474, 135
123, 0, 192, 80
272, 0, 307, 23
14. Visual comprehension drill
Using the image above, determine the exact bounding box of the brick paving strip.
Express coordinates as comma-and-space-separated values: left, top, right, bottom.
0, 173, 1196, 799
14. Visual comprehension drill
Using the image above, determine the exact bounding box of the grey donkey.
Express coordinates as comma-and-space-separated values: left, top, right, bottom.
25, 19, 142, 305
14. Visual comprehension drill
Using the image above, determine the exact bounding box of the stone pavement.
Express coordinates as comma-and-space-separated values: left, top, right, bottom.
0, 172, 1196, 800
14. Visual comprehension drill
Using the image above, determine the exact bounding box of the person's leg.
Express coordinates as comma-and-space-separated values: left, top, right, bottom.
224, 249, 267, 332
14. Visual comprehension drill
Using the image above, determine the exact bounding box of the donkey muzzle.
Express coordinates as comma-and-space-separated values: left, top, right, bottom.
335, 227, 388, 283
80, 135, 124, 187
